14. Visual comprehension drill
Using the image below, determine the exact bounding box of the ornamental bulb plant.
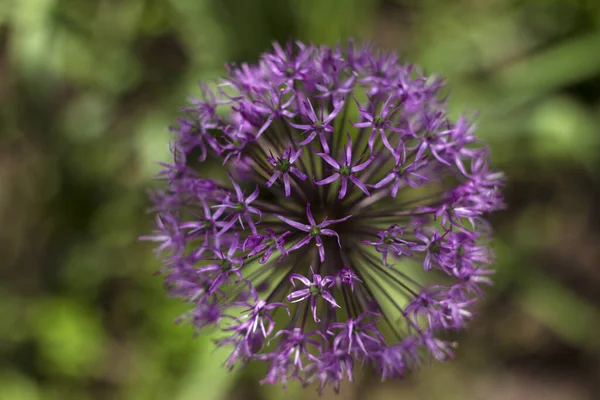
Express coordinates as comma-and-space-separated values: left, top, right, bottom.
141, 40, 505, 393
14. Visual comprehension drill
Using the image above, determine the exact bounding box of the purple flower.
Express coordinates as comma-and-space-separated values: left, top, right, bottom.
264, 41, 312, 83
372, 146, 428, 197
219, 329, 267, 370
353, 95, 402, 152
177, 300, 222, 330
169, 117, 208, 162
374, 344, 406, 381
142, 40, 505, 392
260, 328, 326, 386
305, 349, 354, 394
196, 234, 244, 293
276, 204, 350, 262
266, 148, 307, 197
139, 213, 185, 259
213, 173, 262, 235
315, 134, 376, 199
363, 224, 417, 266
179, 198, 226, 251
225, 292, 288, 340
335, 268, 361, 292
253, 87, 296, 138
314, 48, 356, 101
287, 269, 340, 322
411, 110, 454, 165
188, 82, 229, 122
243, 229, 290, 264
328, 312, 385, 359
289, 98, 341, 153
420, 330, 457, 361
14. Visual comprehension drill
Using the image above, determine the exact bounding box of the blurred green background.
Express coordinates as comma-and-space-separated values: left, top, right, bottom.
2, 0, 600, 399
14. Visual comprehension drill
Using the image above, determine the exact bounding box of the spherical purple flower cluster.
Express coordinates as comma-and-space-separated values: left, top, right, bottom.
141, 40, 505, 393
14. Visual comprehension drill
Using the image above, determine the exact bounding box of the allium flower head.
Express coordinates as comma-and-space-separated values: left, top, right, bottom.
142, 40, 505, 393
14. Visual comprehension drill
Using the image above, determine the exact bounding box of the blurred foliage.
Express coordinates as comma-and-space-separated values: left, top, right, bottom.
1, 0, 600, 399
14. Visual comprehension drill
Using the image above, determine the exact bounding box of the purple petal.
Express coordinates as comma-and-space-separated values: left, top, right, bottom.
290, 273, 312, 286
246, 207, 262, 220
315, 173, 340, 186
352, 153, 376, 172
288, 289, 311, 302
201, 199, 212, 219
260, 248, 274, 264
246, 186, 260, 203
266, 171, 281, 187
321, 229, 342, 248
305, 99, 317, 121
311, 298, 320, 322
391, 180, 401, 198
218, 218, 238, 236
228, 234, 240, 257
356, 110, 374, 123
319, 131, 330, 154
317, 241, 325, 262
345, 133, 353, 165
289, 235, 312, 252
338, 177, 348, 199
350, 175, 371, 196
297, 130, 318, 145
322, 291, 341, 308
431, 146, 452, 166
289, 148, 303, 163
306, 203, 316, 226
283, 174, 291, 197
257, 116, 274, 138
322, 276, 335, 287
289, 122, 312, 131
415, 141, 428, 162
374, 173, 394, 189
320, 215, 352, 227
312, 272, 323, 287
381, 129, 395, 153
352, 121, 372, 128
229, 173, 244, 201
276, 215, 310, 231
290, 167, 307, 181
317, 153, 340, 169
